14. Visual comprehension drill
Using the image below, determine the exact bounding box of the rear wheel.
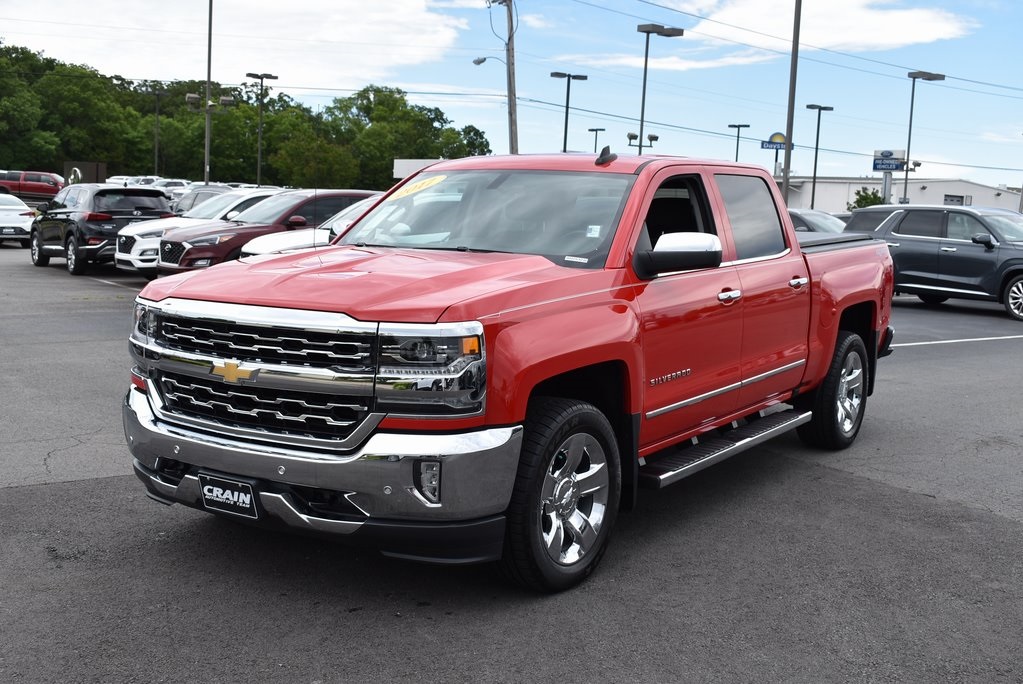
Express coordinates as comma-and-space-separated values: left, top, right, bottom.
1004, 275, 1023, 322
500, 397, 620, 592
797, 331, 868, 450
30, 232, 49, 266
66, 235, 88, 275
917, 294, 948, 305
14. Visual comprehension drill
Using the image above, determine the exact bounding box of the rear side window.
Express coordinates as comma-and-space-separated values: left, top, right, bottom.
715, 174, 786, 260
895, 210, 942, 238
844, 210, 894, 233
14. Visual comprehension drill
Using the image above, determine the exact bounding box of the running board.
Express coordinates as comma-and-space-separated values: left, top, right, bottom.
638, 409, 812, 489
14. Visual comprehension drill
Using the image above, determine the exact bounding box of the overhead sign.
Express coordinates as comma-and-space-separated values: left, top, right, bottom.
761, 131, 788, 150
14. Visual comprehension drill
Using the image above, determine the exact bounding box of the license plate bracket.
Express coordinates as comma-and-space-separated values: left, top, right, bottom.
198, 472, 260, 519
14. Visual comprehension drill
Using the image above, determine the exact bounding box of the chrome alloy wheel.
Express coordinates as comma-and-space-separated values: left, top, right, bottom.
1008, 279, 1023, 319
538, 432, 609, 566
836, 351, 864, 436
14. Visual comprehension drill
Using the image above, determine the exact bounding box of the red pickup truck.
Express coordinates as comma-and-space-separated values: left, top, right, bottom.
0, 170, 65, 202
124, 151, 894, 591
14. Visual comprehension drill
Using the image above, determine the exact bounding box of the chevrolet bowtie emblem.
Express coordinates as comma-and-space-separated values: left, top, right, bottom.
211, 361, 255, 383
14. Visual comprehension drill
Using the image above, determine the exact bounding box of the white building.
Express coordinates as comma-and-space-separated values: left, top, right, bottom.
781, 176, 1023, 214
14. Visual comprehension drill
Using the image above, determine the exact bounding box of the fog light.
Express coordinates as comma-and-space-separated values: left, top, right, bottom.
415, 461, 441, 504
140, 249, 157, 257
193, 259, 211, 267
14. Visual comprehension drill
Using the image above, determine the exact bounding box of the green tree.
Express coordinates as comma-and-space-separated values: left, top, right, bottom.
847, 187, 885, 210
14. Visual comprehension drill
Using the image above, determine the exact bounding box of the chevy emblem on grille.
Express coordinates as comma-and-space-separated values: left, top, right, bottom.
210, 361, 257, 383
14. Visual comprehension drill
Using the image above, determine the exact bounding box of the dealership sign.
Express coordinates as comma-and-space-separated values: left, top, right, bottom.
873, 149, 905, 172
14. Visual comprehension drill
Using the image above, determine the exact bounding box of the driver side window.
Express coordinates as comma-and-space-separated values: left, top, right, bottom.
638, 176, 714, 251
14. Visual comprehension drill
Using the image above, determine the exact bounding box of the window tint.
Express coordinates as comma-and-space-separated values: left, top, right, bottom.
844, 209, 895, 233
715, 174, 786, 259
946, 213, 987, 241
24, 173, 43, 183
895, 210, 942, 238
5, 171, 22, 181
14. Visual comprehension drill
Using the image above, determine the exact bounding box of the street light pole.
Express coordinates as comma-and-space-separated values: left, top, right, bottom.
636, 24, 683, 155
246, 71, 278, 186
152, 89, 168, 175
588, 127, 605, 153
550, 72, 587, 152
203, 0, 213, 185
727, 123, 749, 162
805, 104, 833, 209
903, 70, 944, 203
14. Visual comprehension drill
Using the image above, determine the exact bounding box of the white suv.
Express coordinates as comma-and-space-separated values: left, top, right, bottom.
115, 187, 280, 278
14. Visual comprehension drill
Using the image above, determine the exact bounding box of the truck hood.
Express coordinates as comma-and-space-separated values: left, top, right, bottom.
140, 245, 599, 323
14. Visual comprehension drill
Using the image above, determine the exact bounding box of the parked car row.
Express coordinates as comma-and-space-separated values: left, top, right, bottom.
25, 182, 380, 277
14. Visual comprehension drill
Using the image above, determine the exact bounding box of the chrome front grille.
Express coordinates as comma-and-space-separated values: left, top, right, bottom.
156, 371, 372, 441
157, 315, 375, 371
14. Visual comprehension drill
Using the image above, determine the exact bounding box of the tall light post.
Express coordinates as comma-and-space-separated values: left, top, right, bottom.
151, 89, 168, 175
636, 24, 684, 155
550, 72, 587, 152
473, 55, 517, 154
727, 123, 749, 162
588, 127, 605, 153
246, 71, 278, 186
202, 0, 213, 185
805, 104, 833, 209
903, 70, 944, 203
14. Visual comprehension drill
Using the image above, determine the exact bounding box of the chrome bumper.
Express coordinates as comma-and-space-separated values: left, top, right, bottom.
123, 388, 523, 524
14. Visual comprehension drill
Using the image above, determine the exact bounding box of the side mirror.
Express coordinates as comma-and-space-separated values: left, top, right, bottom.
37, 202, 51, 213
633, 233, 723, 279
972, 233, 995, 249
285, 215, 308, 228
225, 210, 239, 220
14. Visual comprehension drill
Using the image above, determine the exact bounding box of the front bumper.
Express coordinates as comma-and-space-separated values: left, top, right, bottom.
123, 388, 522, 563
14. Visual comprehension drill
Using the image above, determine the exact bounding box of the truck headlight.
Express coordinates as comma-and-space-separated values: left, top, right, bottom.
132, 300, 157, 343
376, 322, 485, 417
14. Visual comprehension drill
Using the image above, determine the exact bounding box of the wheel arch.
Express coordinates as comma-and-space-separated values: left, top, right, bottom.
529, 361, 639, 511
997, 267, 1023, 304
836, 301, 878, 396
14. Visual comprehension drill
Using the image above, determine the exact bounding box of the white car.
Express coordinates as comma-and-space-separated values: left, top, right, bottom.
116, 187, 281, 278
0, 194, 35, 248
240, 194, 380, 256
151, 178, 191, 199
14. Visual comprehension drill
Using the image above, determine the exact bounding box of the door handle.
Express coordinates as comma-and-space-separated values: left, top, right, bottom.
718, 290, 742, 302
940, 247, 957, 252
789, 277, 809, 288
886, 241, 900, 248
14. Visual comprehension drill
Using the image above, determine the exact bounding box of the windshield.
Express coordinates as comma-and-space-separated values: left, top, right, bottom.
324, 195, 380, 236
183, 191, 259, 220
231, 191, 308, 224
340, 170, 634, 267
983, 213, 1023, 241
799, 210, 846, 233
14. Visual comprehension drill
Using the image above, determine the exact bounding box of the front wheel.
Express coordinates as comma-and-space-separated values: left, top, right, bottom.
66, 235, 87, 275
500, 397, 621, 592
797, 331, 869, 450
1003, 275, 1023, 322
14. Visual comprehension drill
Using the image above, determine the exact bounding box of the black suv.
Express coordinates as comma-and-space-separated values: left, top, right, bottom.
862, 205, 1023, 320
31, 184, 171, 275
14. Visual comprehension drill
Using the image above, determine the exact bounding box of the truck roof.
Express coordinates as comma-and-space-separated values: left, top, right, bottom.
427, 152, 769, 175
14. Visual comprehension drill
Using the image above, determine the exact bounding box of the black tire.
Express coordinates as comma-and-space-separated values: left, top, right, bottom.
917, 294, 948, 305
66, 235, 88, 275
796, 331, 869, 450
1003, 275, 1023, 322
500, 397, 621, 592
30, 232, 49, 266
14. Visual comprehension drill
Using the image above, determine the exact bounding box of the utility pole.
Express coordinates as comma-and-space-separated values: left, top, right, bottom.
780, 0, 802, 203
496, 0, 519, 154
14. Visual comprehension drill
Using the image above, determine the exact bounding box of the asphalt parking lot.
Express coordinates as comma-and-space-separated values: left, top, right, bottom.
1, 243, 1021, 682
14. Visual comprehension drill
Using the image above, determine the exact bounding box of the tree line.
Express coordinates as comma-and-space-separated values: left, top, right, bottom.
0, 43, 492, 190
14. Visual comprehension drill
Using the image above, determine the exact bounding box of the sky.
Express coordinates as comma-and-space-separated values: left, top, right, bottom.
2, 0, 1022, 189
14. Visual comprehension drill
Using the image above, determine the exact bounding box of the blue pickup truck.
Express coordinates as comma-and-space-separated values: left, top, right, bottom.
846, 204, 1023, 321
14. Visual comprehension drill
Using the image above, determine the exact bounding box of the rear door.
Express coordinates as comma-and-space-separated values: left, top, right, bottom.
37, 187, 73, 247
713, 173, 811, 410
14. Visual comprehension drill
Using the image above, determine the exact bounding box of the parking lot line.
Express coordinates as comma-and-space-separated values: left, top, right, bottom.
86, 276, 141, 291
893, 334, 1023, 348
